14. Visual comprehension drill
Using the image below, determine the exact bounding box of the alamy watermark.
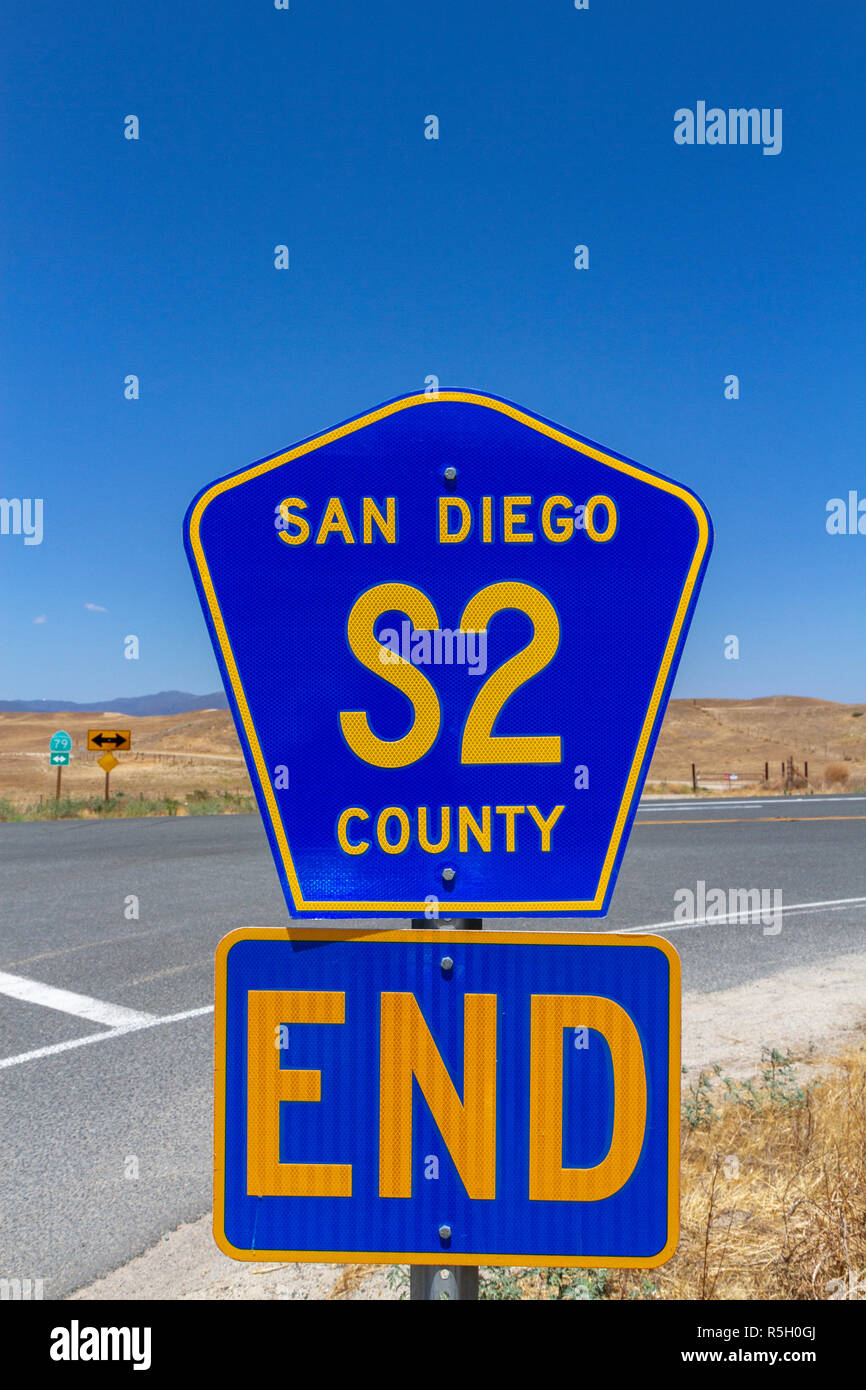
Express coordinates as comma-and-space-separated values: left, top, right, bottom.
674, 103, 782, 156
826, 492, 866, 535
826, 1271, 866, 1300
50, 1322, 151, 1371
377, 622, 487, 676
0, 1277, 44, 1300
0, 497, 43, 545
674, 880, 782, 935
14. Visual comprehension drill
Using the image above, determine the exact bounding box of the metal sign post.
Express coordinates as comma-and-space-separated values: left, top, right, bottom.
98, 751, 119, 799
49, 731, 72, 803
410, 915, 482, 1301
410, 1264, 479, 1301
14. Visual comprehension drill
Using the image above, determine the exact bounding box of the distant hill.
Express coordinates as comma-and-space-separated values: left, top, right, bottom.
0, 691, 229, 716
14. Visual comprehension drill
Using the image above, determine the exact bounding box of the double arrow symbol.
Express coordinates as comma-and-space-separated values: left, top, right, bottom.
87, 730, 131, 751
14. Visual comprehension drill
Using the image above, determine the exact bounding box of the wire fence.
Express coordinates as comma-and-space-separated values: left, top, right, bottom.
689, 758, 809, 791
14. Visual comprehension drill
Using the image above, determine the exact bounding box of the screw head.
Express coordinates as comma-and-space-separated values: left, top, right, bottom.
438, 1226, 452, 1241
440, 956, 454, 972
443, 466, 457, 482
442, 866, 456, 883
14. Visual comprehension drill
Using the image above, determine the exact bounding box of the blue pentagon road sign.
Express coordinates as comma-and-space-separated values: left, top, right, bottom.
214, 927, 679, 1268
49, 730, 72, 753
185, 390, 711, 917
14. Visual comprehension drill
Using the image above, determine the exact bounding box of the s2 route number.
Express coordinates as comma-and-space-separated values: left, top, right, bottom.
340, 580, 562, 769
185, 388, 711, 914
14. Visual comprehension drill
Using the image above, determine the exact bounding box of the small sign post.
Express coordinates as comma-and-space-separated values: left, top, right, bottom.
49, 731, 72, 802
97, 751, 119, 800
88, 732, 129, 800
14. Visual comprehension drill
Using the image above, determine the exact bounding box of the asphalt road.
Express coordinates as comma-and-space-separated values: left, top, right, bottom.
1, 793, 865, 1296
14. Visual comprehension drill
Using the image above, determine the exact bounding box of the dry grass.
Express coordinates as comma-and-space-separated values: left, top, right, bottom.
0, 789, 256, 821
635, 1043, 866, 1301
646, 695, 866, 791
824, 762, 851, 786
472, 1039, 866, 1301
328, 1265, 376, 1300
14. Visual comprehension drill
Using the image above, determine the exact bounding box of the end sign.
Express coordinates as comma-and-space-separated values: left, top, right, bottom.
215, 928, 679, 1268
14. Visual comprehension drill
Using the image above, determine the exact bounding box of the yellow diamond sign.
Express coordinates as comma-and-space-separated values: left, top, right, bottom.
97, 752, 119, 774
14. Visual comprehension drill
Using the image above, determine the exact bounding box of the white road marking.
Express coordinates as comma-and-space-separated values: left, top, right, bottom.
638, 802, 764, 812
0, 1004, 214, 1071
0, 970, 155, 1027
614, 894, 866, 935
3, 887, 864, 1068
638, 796, 866, 813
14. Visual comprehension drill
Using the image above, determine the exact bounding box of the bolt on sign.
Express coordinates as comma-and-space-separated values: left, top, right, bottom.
184, 390, 712, 918
214, 928, 680, 1268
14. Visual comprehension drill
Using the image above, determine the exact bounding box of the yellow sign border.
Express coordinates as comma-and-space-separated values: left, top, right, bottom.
188, 391, 710, 914
213, 925, 680, 1269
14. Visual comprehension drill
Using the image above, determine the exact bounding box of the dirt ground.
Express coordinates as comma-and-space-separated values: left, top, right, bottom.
647, 694, 866, 791
2, 695, 866, 809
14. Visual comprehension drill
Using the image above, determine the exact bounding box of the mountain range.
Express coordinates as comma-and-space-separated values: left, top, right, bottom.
0, 691, 229, 716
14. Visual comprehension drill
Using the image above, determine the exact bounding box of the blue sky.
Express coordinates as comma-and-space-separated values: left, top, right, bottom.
2, 1, 864, 702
